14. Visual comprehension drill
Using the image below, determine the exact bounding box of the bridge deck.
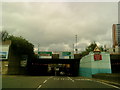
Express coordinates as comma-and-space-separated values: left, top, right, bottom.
31, 59, 80, 64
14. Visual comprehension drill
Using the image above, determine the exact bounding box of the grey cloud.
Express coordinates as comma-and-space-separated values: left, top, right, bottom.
2, 2, 118, 51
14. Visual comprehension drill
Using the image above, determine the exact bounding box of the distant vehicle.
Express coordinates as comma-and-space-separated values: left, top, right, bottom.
55, 68, 59, 71
60, 71, 65, 76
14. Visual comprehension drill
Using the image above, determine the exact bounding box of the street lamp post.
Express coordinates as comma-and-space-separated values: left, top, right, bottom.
73, 44, 74, 54
75, 35, 78, 54
38, 43, 40, 58
38, 43, 40, 53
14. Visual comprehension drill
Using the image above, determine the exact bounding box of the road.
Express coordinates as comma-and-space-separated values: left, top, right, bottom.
2, 75, 120, 89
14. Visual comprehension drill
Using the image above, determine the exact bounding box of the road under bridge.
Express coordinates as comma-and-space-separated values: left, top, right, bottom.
27, 59, 80, 76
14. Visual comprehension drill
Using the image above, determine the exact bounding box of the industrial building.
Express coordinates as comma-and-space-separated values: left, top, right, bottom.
112, 24, 120, 48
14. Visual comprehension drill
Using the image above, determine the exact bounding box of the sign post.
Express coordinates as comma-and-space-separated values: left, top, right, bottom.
93, 46, 102, 61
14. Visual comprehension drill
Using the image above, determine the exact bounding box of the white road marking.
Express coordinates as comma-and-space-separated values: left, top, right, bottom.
43, 80, 47, 84
67, 77, 74, 82
61, 78, 65, 80
93, 80, 120, 89
38, 85, 42, 88
54, 78, 59, 80
36, 85, 42, 90
48, 76, 53, 79
36, 76, 53, 90
54, 77, 72, 81
54, 78, 57, 80
75, 78, 120, 89
75, 79, 92, 81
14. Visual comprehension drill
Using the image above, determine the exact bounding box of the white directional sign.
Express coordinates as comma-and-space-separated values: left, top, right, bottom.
38, 51, 52, 59
0, 45, 10, 59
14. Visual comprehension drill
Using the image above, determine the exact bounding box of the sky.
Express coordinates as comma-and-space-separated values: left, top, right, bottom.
2, 1, 119, 52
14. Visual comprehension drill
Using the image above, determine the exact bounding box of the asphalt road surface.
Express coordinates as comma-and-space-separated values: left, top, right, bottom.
2, 76, 120, 89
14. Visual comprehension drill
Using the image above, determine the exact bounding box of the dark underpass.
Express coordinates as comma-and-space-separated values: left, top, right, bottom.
27, 59, 80, 76
110, 54, 120, 73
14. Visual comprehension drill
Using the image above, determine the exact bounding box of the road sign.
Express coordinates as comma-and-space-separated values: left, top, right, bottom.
94, 46, 101, 52
38, 51, 52, 59
62, 52, 71, 56
38, 52, 52, 56
94, 54, 102, 61
20, 55, 28, 67
0, 45, 10, 59
20, 60, 27, 67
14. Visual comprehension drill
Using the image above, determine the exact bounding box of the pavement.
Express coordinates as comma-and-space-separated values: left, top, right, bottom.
91, 78, 120, 88
92, 73, 120, 88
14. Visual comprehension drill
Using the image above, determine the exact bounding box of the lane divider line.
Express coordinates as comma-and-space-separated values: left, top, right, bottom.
36, 76, 53, 90
43, 80, 47, 84
37, 85, 42, 89
36, 85, 42, 90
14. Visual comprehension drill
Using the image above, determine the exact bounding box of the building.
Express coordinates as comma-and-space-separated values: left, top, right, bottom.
112, 24, 120, 53
112, 24, 120, 48
0, 40, 11, 74
118, 1, 120, 23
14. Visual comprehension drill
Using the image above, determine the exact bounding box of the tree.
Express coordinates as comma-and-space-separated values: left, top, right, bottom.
7, 35, 35, 59
1, 30, 9, 41
80, 42, 104, 57
80, 51, 89, 57
86, 42, 97, 52
1, 31, 36, 74
1, 30, 35, 59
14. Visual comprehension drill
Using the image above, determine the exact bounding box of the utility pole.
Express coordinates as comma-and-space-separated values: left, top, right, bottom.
38, 43, 40, 54
104, 45, 107, 52
73, 44, 74, 54
38, 43, 40, 58
75, 35, 78, 54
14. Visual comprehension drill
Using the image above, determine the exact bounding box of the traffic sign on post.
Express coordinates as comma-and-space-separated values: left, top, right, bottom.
93, 46, 102, 61
94, 54, 102, 61
94, 46, 101, 52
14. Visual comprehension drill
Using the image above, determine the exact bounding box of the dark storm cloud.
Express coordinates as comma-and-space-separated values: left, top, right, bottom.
2, 2, 118, 51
